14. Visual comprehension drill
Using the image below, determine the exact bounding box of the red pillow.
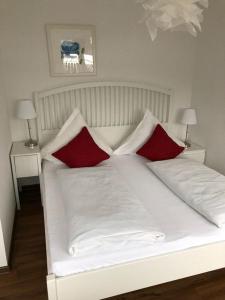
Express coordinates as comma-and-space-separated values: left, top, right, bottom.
136, 124, 184, 161
52, 127, 110, 168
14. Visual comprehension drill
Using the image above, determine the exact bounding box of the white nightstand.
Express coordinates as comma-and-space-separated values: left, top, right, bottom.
179, 143, 205, 163
10, 141, 41, 210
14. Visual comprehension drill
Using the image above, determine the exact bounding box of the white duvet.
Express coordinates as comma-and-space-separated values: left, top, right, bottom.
56, 166, 165, 257
147, 158, 225, 228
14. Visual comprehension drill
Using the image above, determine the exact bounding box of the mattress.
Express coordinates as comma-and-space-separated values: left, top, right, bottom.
41, 155, 225, 277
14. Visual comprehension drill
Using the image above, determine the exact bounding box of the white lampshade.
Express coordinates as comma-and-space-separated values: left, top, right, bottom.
181, 108, 197, 125
16, 100, 37, 120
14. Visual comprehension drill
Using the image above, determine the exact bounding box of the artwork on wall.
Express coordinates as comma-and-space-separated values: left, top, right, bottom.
46, 24, 96, 76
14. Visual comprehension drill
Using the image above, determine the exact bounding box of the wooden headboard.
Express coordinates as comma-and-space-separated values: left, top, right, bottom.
34, 81, 173, 147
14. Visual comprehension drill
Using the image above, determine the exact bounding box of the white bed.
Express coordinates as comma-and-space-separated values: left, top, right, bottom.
42, 154, 225, 277
35, 81, 225, 300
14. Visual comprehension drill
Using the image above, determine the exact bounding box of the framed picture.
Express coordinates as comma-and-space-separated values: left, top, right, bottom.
46, 24, 96, 76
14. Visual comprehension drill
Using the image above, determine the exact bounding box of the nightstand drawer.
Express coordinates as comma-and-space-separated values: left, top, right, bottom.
14, 155, 39, 178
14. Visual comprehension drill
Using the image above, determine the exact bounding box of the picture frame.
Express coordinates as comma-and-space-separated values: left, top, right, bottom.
46, 24, 96, 77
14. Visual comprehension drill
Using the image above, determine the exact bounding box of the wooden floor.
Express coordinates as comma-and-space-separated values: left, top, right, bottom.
0, 186, 47, 300
1, 185, 225, 300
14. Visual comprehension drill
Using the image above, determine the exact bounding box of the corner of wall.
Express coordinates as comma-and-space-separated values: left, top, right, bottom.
0, 221, 7, 267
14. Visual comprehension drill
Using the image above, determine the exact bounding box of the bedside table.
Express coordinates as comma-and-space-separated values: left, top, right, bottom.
179, 143, 205, 163
10, 141, 41, 209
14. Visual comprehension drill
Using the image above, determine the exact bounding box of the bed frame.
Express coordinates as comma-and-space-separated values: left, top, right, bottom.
34, 81, 225, 300
34, 81, 174, 147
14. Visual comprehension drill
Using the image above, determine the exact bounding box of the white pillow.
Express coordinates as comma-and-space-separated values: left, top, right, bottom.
57, 108, 81, 136
113, 110, 157, 155
161, 125, 185, 148
89, 127, 113, 155
41, 108, 113, 163
113, 110, 184, 155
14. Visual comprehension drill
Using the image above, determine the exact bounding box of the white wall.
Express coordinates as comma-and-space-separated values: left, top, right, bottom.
0, 223, 7, 267
0, 55, 15, 267
191, 0, 225, 174
0, 0, 197, 141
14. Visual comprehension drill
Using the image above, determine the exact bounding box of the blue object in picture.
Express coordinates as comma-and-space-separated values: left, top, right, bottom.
61, 41, 80, 59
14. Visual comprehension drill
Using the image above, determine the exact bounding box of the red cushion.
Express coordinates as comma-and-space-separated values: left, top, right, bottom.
52, 127, 110, 168
136, 124, 184, 161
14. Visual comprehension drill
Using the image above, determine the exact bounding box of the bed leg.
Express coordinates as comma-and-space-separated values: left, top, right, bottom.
47, 274, 58, 300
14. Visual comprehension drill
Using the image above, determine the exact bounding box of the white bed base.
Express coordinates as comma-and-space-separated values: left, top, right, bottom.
47, 241, 225, 300
34, 81, 225, 300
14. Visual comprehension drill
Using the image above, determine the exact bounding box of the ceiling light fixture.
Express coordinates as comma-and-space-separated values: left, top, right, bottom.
138, 0, 208, 41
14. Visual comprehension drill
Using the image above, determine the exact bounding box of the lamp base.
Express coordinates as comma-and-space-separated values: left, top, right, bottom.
184, 141, 191, 148
25, 139, 38, 148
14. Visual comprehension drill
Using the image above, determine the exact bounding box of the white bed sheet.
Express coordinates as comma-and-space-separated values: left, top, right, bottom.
41, 155, 225, 277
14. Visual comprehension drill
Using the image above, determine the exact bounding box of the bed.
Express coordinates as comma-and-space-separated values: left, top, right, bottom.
34, 81, 225, 300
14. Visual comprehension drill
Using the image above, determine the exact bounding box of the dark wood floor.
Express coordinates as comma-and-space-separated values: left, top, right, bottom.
0, 186, 47, 300
1, 185, 225, 300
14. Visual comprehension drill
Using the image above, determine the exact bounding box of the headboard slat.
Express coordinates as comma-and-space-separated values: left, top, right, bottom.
34, 81, 172, 145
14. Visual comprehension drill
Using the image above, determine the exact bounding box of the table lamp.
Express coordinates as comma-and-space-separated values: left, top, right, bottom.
181, 108, 197, 148
16, 100, 38, 148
